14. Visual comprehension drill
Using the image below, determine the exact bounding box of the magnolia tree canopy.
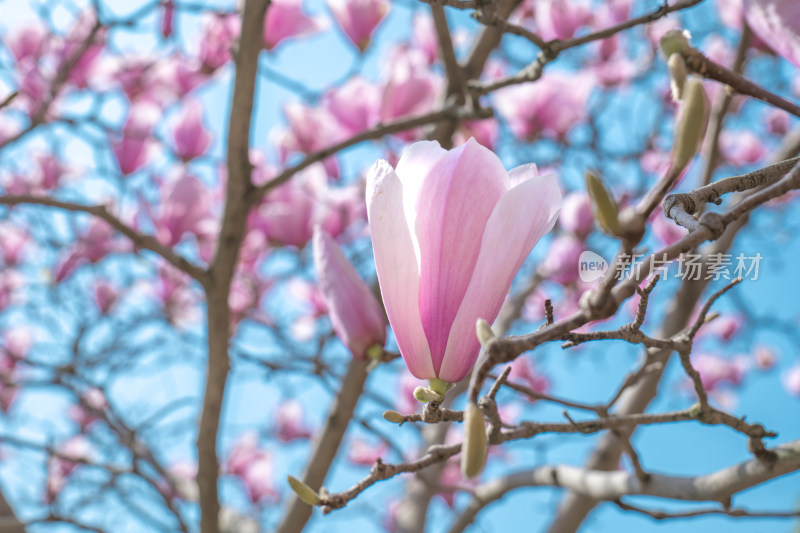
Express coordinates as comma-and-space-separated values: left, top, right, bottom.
0, 0, 799, 532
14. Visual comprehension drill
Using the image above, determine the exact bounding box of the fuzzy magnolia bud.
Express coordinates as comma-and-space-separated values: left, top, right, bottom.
476, 318, 495, 347
461, 402, 488, 478
671, 78, 710, 171
585, 170, 621, 237
383, 410, 406, 424
668, 53, 688, 101
413, 386, 443, 403
660, 29, 692, 58
287, 476, 320, 506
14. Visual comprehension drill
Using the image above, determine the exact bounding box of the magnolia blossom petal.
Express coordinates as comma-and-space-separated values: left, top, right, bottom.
313, 227, 386, 358
439, 167, 561, 382
415, 139, 507, 373
745, 0, 800, 67
366, 161, 433, 378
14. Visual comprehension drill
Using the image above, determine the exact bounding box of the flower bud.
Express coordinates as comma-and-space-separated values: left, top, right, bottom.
671, 78, 710, 171
659, 29, 691, 58
287, 475, 320, 506
313, 227, 387, 359
461, 402, 488, 478
585, 170, 621, 237
383, 410, 406, 424
668, 53, 687, 102
476, 318, 495, 347
413, 386, 443, 403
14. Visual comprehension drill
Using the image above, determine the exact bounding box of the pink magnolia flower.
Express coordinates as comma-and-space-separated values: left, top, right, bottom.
494, 71, 593, 141
782, 363, 800, 397
229, 268, 271, 327
324, 76, 381, 136
314, 228, 386, 358
348, 439, 388, 466
146, 174, 216, 248
172, 101, 212, 161
249, 164, 349, 248
161, 0, 175, 38
69, 388, 108, 429
534, 0, 592, 41
559, 192, 593, 236
720, 130, 767, 167
754, 345, 777, 370
379, 48, 441, 128
692, 353, 749, 391
54, 219, 124, 282
2, 328, 32, 362
745, 0, 800, 67
765, 109, 790, 136
263, 0, 325, 51
56, 10, 105, 89
0, 271, 23, 312
154, 264, 200, 326
112, 101, 160, 175
46, 436, 92, 502
412, 14, 438, 64
328, 0, 389, 52
539, 234, 583, 285
6, 23, 49, 62
199, 14, 240, 72
454, 118, 499, 150
93, 279, 119, 314
366, 139, 561, 382
0, 223, 29, 266
508, 357, 549, 397
225, 432, 277, 504
275, 400, 313, 442
698, 313, 744, 342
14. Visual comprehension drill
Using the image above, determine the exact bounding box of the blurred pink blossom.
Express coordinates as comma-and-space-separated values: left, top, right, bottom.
54, 219, 125, 282
539, 234, 584, 285
745, 0, 800, 67
720, 130, 767, 167
379, 47, 441, 135
494, 72, 593, 140
0, 223, 29, 266
112, 101, 160, 175
560, 192, 593, 236
93, 279, 119, 314
276, 400, 313, 442
692, 353, 749, 391
782, 364, 800, 397
225, 432, 277, 504
412, 14, 438, 64
161, 0, 175, 37
324, 76, 381, 135
348, 439, 388, 466
172, 101, 212, 161
754, 345, 777, 370
328, 0, 389, 52
69, 388, 108, 429
46, 436, 92, 502
508, 357, 549, 397
264, 0, 325, 51
698, 313, 744, 342
765, 109, 790, 136
199, 14, 240, 72
6, 23, 49, 62
534, 0, 592, 41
